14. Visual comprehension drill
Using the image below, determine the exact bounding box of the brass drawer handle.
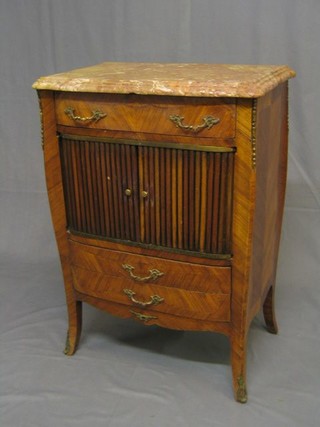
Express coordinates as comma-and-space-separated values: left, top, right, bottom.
124, 289, 164, 308
64, 107, 107, 123
130, 310, 158, 323
122, 264, 164, 282
169, 115, 220, 133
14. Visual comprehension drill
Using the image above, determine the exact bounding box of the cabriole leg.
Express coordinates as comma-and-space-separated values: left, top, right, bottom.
263, 285, 278, 334
64, 301, 82, 355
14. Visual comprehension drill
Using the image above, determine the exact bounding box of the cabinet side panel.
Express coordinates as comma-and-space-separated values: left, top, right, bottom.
248, 83, 288, 321
232, 99, 256, 332
37, 90, 80, 343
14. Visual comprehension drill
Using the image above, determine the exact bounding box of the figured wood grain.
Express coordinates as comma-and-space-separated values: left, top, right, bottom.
230, 98, 256, 402
75, 291, 232, 335
72, 266, 230, 322
69, 240, 231, 294
55, 93, 236, 138
38, 90, 82, 355
249, 83, 288, 325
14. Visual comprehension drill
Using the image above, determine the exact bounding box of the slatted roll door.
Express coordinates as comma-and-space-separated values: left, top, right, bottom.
60, 135, 234, 256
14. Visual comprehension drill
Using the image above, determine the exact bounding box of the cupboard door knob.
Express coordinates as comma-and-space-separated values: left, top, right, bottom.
125, 188, 132, 196
169, 114, 220, 133
123, 289, 164, 308
141, 190, 148, 198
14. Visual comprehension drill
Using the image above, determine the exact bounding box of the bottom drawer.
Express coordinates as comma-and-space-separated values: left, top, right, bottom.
72, 265, 230, 322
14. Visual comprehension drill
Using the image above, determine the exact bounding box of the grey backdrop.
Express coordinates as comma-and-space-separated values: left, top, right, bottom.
1, 1, 319, 426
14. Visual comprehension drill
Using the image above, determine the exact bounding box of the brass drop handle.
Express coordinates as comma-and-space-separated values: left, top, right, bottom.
125, 188, 132, 196
122, 264, 164, 282
64, 107, 107, 123
169, 115, 220, 133
124, 289, 164, 308
130, 310, 158, 323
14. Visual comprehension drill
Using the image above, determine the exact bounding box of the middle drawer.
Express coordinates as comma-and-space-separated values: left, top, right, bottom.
69, 240, 231, 294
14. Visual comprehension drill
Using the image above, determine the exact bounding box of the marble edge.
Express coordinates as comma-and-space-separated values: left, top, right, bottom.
32, 64, 296, 98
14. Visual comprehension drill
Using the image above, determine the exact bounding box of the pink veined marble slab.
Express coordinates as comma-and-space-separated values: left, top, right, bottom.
33, 62, 295, 98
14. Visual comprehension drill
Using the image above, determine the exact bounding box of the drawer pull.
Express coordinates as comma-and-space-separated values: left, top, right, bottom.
130, 310, 158, 323
169, 114, 220, 133
122, 264, 164, 282
125, 188, 132, 196
64, 107, 107, 123
124, 289, 164, 308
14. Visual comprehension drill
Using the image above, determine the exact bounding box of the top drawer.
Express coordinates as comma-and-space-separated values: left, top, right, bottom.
55, 93, 235, 138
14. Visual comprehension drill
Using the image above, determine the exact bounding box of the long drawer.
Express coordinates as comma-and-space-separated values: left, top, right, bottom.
55, 93, 235, 138
69, 241, 231, 293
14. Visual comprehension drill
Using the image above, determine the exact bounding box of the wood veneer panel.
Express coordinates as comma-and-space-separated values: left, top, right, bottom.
76, 291, 232, 335
38, 90, 82, 355
55, 93, 236, 138
248, 83, 288, 322
69, 240, 231, 294
72, 266, 231, 322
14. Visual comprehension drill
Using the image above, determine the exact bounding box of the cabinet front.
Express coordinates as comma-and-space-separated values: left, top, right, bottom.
60, 135, 235, 258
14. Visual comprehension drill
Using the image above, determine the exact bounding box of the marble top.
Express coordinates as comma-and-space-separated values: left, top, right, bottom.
33, 62, 295, 98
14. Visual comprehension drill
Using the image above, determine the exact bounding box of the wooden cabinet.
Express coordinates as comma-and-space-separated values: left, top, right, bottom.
33, 63, 295, 402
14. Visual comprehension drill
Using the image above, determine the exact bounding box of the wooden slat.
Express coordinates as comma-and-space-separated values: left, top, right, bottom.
211, 154, 221, 253
165, 148, 172, 247
205, 153, 215, 252
120, 144, 130, 240
105, 143, 116, 237
60, 140, 73, 228
148, 146, 156, 244
99, 142, 111, 236
194, 151, 201, 250
177, 150, 183, 249
109, 144, 120, 237
94, 142, 105, 235
143, 147, 151, 244
124, 145, 134, 240
217, 153, 228, 253
160, 148, 166, 246
138, 146, 145, 243
188, 151, 195, 251
199, 152, 207, 251
130, 145, 140, 242
183, 150, 189, 249
171, 149, 177, 248
225, 154, 234, 253
154, 147, 161, 246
